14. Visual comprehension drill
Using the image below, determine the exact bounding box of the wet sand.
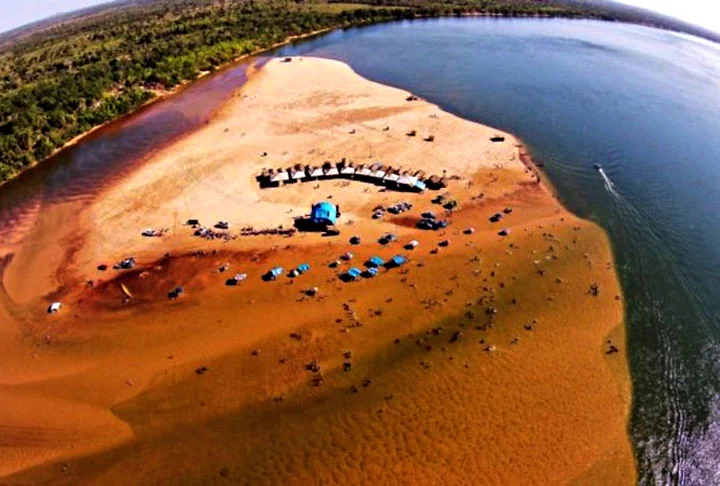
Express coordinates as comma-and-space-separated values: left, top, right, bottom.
0, 58, 635, 483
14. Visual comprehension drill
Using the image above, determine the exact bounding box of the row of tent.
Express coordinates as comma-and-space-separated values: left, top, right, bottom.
256, 160, 448, 192
265, 254, 407, 283
343, 254, 407, 281
264, 263, 311, 281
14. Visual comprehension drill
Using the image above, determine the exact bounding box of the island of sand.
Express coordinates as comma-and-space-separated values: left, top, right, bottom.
0, 57, 635, 484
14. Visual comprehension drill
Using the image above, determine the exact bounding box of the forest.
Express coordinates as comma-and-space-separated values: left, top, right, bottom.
0, 0, 712, 183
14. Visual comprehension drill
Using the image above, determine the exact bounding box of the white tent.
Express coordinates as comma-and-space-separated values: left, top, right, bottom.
271, 171, 289, 183
384, 173, 400, 183
397, 174, 412, 186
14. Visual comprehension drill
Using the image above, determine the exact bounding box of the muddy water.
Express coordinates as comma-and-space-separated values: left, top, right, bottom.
0, 60, 256, 252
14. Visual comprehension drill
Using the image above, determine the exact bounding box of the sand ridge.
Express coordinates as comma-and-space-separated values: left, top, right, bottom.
0, 57, 635, 483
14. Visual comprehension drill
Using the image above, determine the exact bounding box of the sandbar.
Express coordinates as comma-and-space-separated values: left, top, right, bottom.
0, 57, 635, 484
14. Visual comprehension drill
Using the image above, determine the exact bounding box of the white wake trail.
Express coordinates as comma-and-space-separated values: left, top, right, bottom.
598, 167, 618, 196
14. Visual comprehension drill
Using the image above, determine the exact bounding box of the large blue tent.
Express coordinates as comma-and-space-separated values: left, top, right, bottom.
311, 201, 338, 225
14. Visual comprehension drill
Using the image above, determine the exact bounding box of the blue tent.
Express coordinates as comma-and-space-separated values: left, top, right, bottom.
266, 266, 284, 280
345, 267, 362, 280
311, 201, 338, 225
296, 263, 310, 274
365, 256, 385, 268
364, 267, 379, 278
389, 255, 406, 267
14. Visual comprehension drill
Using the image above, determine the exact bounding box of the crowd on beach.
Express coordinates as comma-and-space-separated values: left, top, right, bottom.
62, 180, 621, 400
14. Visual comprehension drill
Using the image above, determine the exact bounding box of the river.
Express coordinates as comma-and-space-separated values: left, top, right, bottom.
3, 17, 720, 484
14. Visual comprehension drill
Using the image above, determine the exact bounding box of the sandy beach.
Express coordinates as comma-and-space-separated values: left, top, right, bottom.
0, 57, 635, 484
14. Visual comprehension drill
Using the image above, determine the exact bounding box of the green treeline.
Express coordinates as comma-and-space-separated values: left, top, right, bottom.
0, 2, 411, 182
0, 0, 688, 183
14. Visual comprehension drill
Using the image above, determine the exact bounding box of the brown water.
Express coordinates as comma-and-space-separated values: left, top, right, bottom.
0, 60, 257, 252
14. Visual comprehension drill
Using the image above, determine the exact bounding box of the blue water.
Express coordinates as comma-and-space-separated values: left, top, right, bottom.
275, 18, 720, 484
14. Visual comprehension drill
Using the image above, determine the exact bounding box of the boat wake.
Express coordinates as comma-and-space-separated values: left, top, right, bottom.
598, 167, 618, 196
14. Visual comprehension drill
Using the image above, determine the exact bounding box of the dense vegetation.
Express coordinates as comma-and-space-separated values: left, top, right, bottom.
0, 0, 714, 183
0, 2, 406, 182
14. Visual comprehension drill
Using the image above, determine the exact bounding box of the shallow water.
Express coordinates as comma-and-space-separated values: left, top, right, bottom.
1, 17, 719, 484
0, 61, 253, 250
275, 18, 720, 484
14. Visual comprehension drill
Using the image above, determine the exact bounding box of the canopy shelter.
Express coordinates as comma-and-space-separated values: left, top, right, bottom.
270, 170, 289, 184
364, 267, 379, 278
307, 166, 324, 179
291, 164, 306, 181
340, 162, 356, 176
371, 163, 387, 180
344, 267, 362, 280
289, 264, 310, 278
387, 255, 407, 268
264, 266, 284, 281
384, 172, 400, 184
396, 174, 426, 192
311, 201, 338, 226
357, 166, 373, 179
257, 163, 444, 192
365, 256, 385, 268
322, 161, 340, 178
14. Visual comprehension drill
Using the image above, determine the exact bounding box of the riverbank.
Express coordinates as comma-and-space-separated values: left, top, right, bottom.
0, 57, 635, 483
0, 25, 343, 191
4, 4, 717, 190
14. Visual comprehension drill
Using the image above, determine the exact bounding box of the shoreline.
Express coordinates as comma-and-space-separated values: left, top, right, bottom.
0, 26, 339, 191
3, 10, 713, 190
0, 57, 635, 482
